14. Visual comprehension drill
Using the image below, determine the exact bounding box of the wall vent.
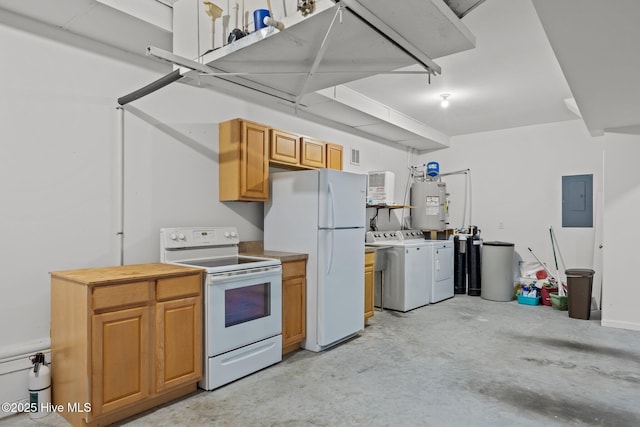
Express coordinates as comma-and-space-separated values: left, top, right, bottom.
350, 148, 360, 166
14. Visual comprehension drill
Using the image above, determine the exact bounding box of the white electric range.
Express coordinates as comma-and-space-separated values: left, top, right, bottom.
160, 226, 282, 390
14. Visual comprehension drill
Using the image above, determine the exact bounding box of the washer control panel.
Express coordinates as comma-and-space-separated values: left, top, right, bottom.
366, 229, 424, 243
396, 230, 425, 241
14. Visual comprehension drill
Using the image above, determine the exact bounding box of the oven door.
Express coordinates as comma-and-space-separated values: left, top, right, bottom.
206, 266, 282, 356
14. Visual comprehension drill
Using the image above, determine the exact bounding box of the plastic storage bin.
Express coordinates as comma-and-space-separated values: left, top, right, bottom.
566, 268, 595, 320
550, 292, 568, 310
517, 295, 541, 305
481, 241, 515, 301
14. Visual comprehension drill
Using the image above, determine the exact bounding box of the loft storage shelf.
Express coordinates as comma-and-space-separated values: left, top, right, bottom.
185, 0, 476, 102
367, 205, 415, 222
367, 205, 415, 209
140, 0, 477, 151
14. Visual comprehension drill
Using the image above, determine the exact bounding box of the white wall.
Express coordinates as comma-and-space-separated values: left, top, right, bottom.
602, 132, 640, 331
417, 120, 640, 331
0, 17, 411, 399
418, 120, 605, 279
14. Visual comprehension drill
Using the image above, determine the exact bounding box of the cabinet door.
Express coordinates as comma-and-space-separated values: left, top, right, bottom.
282, 275, 306, 352
155, 296, 202, 392
281, 259, 306, 354
326, 143, 343, 170
270, 129, 300, 166
300, 137, 326, 168
91, 306, 150, 417
364, 253, 375, 323
240, 120, 270, 200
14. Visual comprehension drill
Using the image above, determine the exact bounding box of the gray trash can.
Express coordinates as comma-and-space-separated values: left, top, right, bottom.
566, 268, 595, 320
481, 241, 515, 302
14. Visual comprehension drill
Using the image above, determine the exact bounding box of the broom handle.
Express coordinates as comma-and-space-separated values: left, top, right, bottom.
551, 226, 567, 272
527, 247, 558, 282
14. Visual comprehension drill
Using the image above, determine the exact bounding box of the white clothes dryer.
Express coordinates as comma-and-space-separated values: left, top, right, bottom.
422, 240, 454, 303
366, 230, 430, 312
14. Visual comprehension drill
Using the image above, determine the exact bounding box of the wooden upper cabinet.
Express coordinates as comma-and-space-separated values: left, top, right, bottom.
326, 143, 343, 170
300, 137, 326, 169
220, 119, 344, 201
219, 119, 269, 201
270, 129, 300, 166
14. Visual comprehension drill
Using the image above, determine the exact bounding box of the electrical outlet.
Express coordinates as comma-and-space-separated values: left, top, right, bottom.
498, 221, 504, 229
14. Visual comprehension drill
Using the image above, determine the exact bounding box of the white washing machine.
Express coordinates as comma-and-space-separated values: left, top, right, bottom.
366, 230, 430, 312
422, 240, 454, 303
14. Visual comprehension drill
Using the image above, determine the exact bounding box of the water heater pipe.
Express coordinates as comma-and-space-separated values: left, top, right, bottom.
439, 168, 472, 229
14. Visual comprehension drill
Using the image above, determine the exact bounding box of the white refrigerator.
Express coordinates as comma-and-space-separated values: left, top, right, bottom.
264, 169, 367, 352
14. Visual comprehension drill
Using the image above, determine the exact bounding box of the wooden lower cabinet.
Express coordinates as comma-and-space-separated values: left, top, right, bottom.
281, 259, 307, 355
364, 251, 375, 324
155, 295, 202, 392
51, 264, 203, 427
91, 306, 150, 418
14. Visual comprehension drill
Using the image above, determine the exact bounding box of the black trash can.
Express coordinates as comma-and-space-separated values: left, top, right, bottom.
566, 268, 595, 320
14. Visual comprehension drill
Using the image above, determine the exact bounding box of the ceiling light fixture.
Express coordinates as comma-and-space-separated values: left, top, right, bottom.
440, 93, 450, 109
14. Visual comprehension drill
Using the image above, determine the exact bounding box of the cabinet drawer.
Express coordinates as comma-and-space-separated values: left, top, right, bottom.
157, 274, 202, 301
282, 260, 306, 279
93, 281, 151, 311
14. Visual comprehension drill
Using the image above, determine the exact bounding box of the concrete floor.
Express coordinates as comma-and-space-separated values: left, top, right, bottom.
3, 295, 640, 426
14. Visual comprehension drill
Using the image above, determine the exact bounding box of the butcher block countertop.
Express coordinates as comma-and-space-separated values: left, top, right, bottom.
239, 241, 308, 262
50, 263, 204, 286
242, 250, 308, 263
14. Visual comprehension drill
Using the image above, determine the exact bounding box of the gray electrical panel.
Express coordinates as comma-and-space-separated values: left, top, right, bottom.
562, 174, 593, 227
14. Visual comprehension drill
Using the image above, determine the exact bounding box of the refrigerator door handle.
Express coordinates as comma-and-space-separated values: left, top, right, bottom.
327, 229, 334, 275
328, 181, 335, 229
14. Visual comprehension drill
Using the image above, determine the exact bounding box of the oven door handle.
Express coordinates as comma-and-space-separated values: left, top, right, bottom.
208, 267, 281, 284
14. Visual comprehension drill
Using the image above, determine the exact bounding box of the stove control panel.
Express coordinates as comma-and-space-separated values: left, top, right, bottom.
160, 226, 240, 249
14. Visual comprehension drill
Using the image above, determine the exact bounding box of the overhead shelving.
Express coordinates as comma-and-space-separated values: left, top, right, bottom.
123, 0, 478, 151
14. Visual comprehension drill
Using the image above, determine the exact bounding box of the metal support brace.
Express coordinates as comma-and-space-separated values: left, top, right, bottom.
145, 46, 299, 103
337, 0, 441, 75
294, 5, 345, 110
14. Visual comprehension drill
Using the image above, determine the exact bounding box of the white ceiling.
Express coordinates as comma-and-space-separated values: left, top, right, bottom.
345, 0, 579, 136
1, 0, 638, 141
531, 0, 640, 137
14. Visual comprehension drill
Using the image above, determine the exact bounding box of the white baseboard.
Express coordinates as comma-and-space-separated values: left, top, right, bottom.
601, 319, 640, 332
0, 339, 50, 419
